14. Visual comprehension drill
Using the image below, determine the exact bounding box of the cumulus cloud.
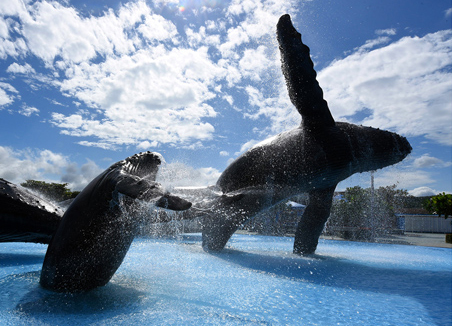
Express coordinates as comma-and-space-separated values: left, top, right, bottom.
60, 159, 104, 191
239, 46, 273, 81
0, 82, 18, 107
0, 146, 104, 191
0, 0, 300, 151
16, 1, 159, 65
337, 165, 437, 192
409, 186, 439, 197
374, 169, 435, 189
137, 140, 159, 150
375, 28, 396, 36
6, 62, 36, 74
318, 30, 452, 145
18, 105, 39, 117
412, 154, 452, 168
0, 146, 103, 190
52, 46, 222, 147
445, 8, 452, 18
234, 138, 261, 156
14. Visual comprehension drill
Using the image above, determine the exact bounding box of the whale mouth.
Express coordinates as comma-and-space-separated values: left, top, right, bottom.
121, 151, 164, 181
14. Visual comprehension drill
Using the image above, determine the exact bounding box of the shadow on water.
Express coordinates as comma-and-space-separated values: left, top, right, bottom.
0, 253, 45, 267
213, 248, 452, 325
0, 270, 149, 323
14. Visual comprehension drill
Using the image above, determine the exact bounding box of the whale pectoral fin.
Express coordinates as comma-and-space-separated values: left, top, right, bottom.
293, 186, 336, 255
155, 194, 192, 211
115, 176, 162, 199
115, 176, 192, 211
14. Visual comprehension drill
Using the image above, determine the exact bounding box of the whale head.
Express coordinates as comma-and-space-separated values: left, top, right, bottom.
112, 152, 192, 211
337, 122, 412, 174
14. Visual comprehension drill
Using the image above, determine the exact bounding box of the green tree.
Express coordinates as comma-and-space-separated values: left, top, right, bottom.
423, 192, 452, 219
21, 180, 79, 202
327, 184, 412, 241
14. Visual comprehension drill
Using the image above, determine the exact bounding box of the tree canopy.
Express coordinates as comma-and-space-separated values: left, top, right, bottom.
21, 180, 79, 202
423, 192, 452, 219
326, 184, 411, 240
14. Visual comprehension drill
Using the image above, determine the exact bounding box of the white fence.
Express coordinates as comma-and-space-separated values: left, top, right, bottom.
399, 215, 452, 233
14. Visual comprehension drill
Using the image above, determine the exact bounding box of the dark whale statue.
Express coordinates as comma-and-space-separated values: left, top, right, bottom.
0, 178, 63, 244
40, 151, 191, 292
201, 14, 412, 254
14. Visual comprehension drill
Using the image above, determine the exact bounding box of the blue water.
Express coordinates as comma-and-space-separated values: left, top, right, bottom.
1, 234, 451, 325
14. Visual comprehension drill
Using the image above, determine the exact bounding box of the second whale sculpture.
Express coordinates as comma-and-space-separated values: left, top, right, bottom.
0, 178, 63, 244
40, 151, 191, 292
201, 14, 412, 254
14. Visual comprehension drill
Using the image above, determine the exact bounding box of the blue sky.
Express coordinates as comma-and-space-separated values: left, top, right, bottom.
1, 0, 451, 196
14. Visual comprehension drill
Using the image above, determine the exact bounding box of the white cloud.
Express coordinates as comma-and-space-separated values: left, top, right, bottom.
0, 19, 9, 38
235, 138, 260, 156
445, 8, 452, 18
409, 186, 438, 197
1, 0, 179, 66
219, 25, 250, 58
0, 0, 27, 17
60, 159, 104, 191
0, 145, 104, 191
221, 0, 295, 56
412, 154, 452, 168
138, 12, 178, 42
219, 151, 229, 156
0, 82, 18, 106
0, 87, 13, 106
1, 0, 298, 150
52, 45, 222, 147
6, 62, 36, 74
137, 140, 159, 150
20, 1, 99, 64
369, 165, 437, 193
0, 146, 64, 183
19, 105, 39, 117
318, 30, 452, 145
185, 26, 220, 48
239, 45, 272, 81
244, 83, 299, 133
357, 36, 391, 51
375, 28, 396, 36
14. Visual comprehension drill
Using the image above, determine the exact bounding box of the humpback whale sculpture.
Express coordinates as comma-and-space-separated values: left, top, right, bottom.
0, 178, 63, 243
201, 14, 412, 254
39, 151, 191, 292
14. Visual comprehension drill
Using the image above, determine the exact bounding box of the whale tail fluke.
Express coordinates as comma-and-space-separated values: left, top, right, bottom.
277, 14, 335, 131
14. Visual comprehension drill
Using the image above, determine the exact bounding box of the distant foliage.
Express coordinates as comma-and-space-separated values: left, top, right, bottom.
21, 180, 79, 202
423, 192, 452, 219
326, 184, 411, 240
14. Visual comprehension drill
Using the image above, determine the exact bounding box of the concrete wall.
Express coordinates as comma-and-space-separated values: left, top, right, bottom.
399, 215, 452, 233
